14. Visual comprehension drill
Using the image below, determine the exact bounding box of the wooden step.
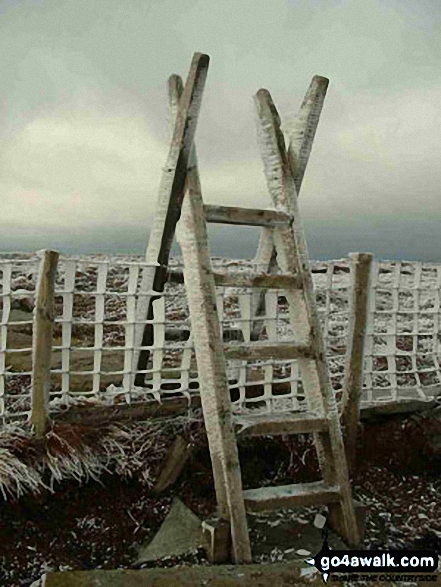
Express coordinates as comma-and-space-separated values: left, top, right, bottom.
213, 272, 301, 290
167, 269, 302, 290
234, 411, 328, 436
204, 205, 292, 227
243, 481, 341, 512
224, 341, 313, 361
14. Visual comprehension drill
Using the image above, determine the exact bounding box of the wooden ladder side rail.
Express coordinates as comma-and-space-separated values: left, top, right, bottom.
133, 53, 209, 386
253, 88, 360, 547
176, 152, 252, 566
250, 76, 329, 341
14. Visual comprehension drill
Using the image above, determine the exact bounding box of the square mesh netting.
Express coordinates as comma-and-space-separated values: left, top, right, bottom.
364, 260, 441, 404
0, 255, 439, 425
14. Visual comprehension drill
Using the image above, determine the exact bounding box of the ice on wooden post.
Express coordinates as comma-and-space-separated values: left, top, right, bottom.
123, 264, 139, 399
251, 75, 329, 339
31, 249, 59, 436
92, 262, 107, 396
134, 53, 210, 385
179, 332, 194, 397
253, 88, 360, 547
0, 264, 11, 422
152, 296, 166, 394
237, 292, 251, 407
176, 174, 252, 563
284, 75, 329, 192
341, 252, 373, 473
264, 291, 277, 412
61, 260, 75, 403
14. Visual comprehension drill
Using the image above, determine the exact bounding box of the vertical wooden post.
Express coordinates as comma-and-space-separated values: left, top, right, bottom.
31, 249, 59, 436
341, 252, 374, 473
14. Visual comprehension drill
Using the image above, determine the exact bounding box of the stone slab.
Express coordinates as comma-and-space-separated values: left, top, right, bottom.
43, 564, 311, 587
42, 563, 441, 587
135, 497, 203, 564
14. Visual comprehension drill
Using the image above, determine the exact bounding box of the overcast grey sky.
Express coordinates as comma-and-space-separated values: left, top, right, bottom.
0, 0, 440, 260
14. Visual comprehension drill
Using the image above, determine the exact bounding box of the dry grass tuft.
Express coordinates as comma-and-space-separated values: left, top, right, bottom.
0, 410, 205, 501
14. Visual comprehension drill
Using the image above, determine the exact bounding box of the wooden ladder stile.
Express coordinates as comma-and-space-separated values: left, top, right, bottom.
143, 55, 360, 562
177, 83, 360, 554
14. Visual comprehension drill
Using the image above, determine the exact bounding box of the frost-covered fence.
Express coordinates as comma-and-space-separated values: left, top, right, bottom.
0, 253, 440, 426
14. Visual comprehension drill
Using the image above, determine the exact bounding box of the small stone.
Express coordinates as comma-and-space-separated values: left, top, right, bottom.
314, 513, 327, 529
296, 549, 311, 557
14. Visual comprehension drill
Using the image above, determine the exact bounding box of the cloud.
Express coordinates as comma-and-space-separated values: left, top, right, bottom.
0, 111, 167, 228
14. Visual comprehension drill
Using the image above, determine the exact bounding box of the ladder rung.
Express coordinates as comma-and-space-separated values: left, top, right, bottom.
213, 272, 301, 290
235, 411, 328, 436
204, 205, 292, 227
224, 341, 313, 361
243, 481, 341, 511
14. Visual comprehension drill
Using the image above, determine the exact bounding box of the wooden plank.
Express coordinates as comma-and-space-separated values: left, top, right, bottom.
0, 263, 11, 420
224, 341, 313, 362
235, 411, 328, 436
177, 176, 252, 563
204, 204, 291, 227
251, 76, 329, 340
243, 481, 341, 512
56, 395, 202, 426
123, 264, 140, 396
54, 392, 438, 429
31, 250, 59, 436
253, 89, 360, 547
213, 272, 301, 290
165, 73, 234, 547
286, 75, 330, 193
92, 262, 107, 395
340, 253, 373, 474
134, 53, 210, 386
202, 518, 231, 564
153, 435, 193, 493
60, 260, 75, 403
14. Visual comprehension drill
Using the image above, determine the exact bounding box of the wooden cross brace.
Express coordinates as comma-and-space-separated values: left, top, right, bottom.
133, 52, 328, 385
133, 53, 209, 385
250, 75, 329, 340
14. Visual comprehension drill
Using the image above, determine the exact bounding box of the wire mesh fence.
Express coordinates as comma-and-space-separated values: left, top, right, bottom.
0, 253, 439, 426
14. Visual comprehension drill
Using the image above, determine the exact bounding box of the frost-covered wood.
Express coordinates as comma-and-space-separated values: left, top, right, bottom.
153, 435, 193, 493
134, 53, 210, 385
243, 480, 340, 511
212, 272, 301, 289
285, 75, 329, 191
31, 250, 59, 436
2, 251, 441, 427
60, 260, 75, 403
235, 411, 328, 436
176, 166, 252, 564
166, 66, 252, 562
204, 204, 291, 227
341, 252, 373, 472
123, 264, 139, 396
224, 341, 313, 361
251, 76, 329, 340
253, 89, 360, 546
92, 263, 107, 394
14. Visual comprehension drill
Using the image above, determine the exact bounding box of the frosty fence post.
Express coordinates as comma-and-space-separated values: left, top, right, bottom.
341, 252, 373, 473
31, 249, 59, 436
0, 263, 11, 423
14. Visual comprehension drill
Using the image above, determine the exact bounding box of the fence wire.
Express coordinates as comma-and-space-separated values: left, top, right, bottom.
0, 254, 439, 425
